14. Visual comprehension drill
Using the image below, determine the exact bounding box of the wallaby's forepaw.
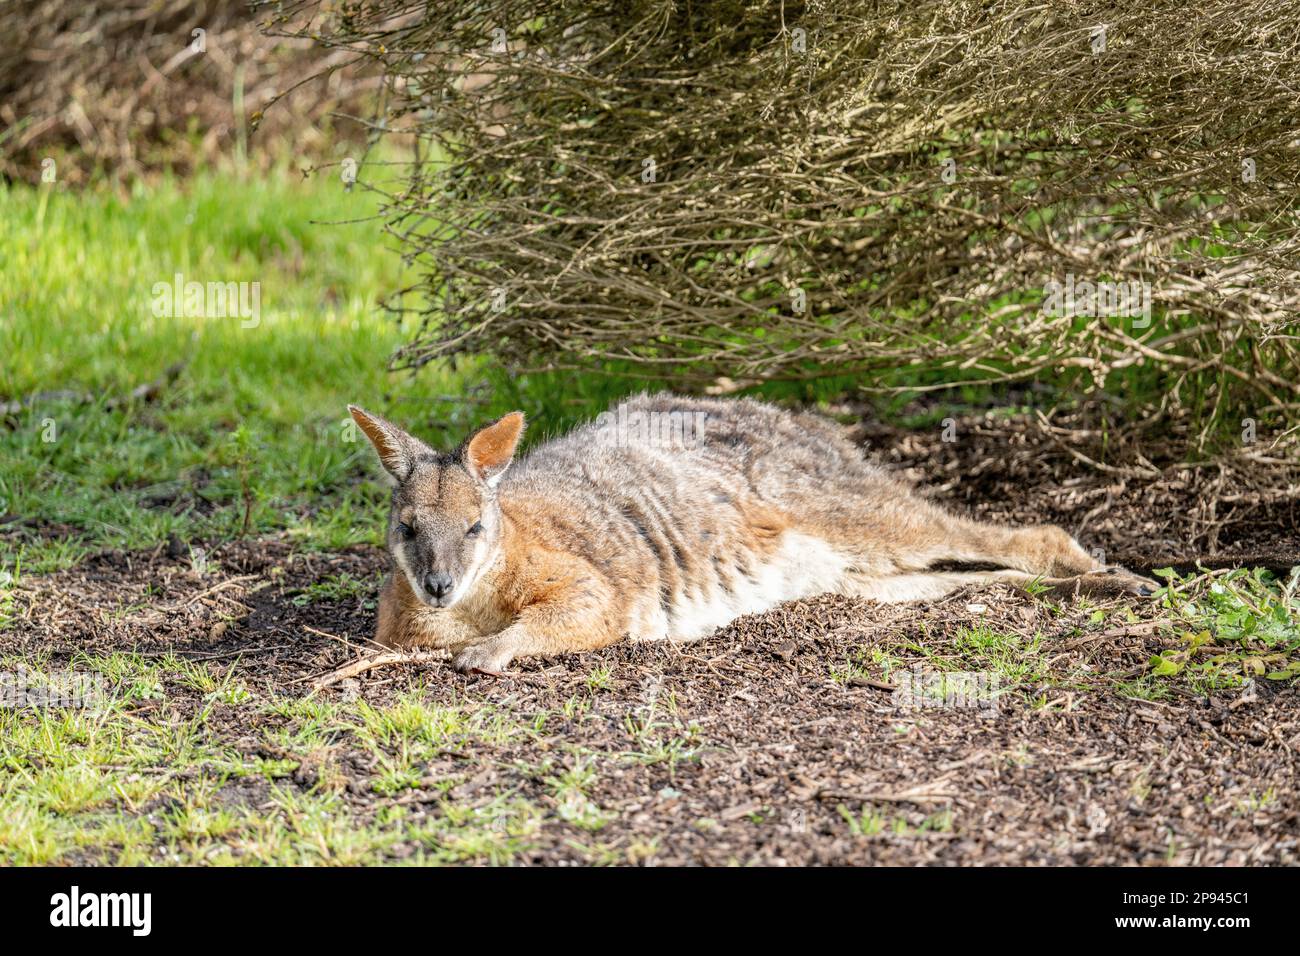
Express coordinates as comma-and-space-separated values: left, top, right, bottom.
452, 638, 516, 674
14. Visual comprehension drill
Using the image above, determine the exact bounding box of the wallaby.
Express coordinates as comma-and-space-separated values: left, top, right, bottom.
349, 394, 1155, 673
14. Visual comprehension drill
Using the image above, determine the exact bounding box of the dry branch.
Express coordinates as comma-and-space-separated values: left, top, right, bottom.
308, 650, 449, 692
266, 0, 1299, 466
0, 0, 377, 183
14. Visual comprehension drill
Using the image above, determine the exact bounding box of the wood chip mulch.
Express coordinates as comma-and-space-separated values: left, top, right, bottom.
5, 534, 1297, 865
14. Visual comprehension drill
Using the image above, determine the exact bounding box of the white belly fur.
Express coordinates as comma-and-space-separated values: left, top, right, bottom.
627, 530, 851, 642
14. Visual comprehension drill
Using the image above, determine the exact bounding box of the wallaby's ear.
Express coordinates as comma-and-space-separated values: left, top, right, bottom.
462, 411, 525, 488
348, 405, 425, 483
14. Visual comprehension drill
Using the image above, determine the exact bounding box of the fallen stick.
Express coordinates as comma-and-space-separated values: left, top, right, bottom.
816, 775, 958, 807
309, 650, 448, 693
816, 789, 955, 807
847, 675, 898, 691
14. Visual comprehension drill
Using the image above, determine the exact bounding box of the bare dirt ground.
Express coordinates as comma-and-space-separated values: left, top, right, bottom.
5, 415, 1298, 865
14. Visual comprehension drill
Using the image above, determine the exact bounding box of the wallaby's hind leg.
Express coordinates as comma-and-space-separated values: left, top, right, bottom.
937, 517, 1158, 595
863, 494, 1101, 577
842, 494, 1157, 600
851, 566, 1156, 602
926, 513, 1100, 577
1033, 568, 1159, 598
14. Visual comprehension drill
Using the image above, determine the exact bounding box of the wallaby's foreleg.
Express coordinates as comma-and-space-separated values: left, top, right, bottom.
450, 594, 623, 673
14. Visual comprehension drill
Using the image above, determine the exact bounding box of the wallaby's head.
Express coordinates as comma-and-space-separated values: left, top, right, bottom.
348, 405, 525, 608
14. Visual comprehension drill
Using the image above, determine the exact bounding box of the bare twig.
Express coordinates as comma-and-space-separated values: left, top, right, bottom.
307, 650, 449, 693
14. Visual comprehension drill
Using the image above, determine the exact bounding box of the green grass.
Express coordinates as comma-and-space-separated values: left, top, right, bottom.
0, 167, 439, 573
829, 568, 1300, 700
0, 651, 683, 865
837, 803, 954, 838
1145, 566, 1300, 689
289, 570, 380, 607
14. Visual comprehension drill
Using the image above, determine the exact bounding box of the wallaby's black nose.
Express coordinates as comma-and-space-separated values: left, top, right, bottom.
424, 572, 453, 601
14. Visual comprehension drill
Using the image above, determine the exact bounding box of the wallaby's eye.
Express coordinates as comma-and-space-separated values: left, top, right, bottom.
396, 521, 415, 540
466, 519, 483, 537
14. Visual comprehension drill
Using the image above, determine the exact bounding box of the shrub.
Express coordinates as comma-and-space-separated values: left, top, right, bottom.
0, 0, 375, 183
273, 0, 1297, 461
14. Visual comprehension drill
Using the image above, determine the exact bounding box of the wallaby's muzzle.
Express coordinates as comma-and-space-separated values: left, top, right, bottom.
423, 572, 454, 605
